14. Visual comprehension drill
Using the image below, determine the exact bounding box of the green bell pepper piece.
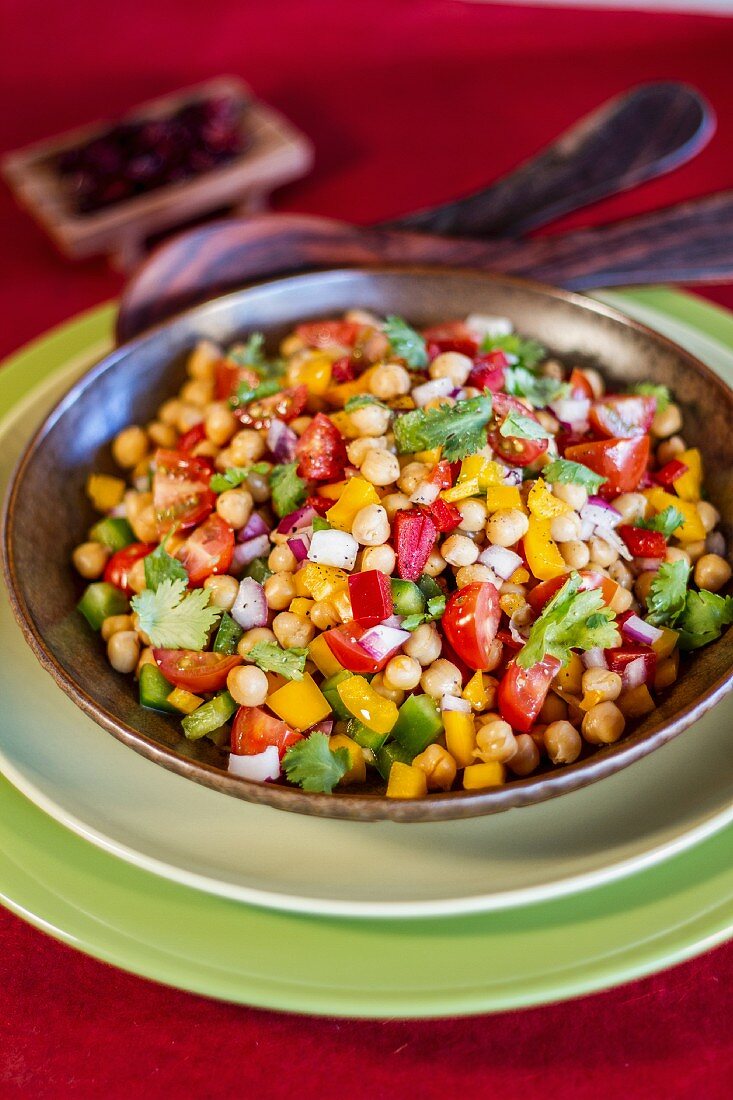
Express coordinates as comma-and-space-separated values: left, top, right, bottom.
213, 612, 244, 655
390, 578, 426, 617
139, 663, 178, 713
89, 516, 135, 551
375, 741, 414, 781
77, 582, 129, 631
347, 717, 389, 753
391, 694, 444, 756
418, 573, 443, 602
181, 691, 237, 741
244, 557, 272, 584
321, 670, 355, 721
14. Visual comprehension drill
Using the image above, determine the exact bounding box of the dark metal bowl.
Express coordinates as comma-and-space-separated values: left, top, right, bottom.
4, 267, 733, 821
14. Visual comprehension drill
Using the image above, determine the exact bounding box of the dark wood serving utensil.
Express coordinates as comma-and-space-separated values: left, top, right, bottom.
382, 82, 715, 237
117, 192, 733, 342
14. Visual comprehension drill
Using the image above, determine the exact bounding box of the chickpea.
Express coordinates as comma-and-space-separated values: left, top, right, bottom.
290, 416, 312, 437
204, 402, 237, 446
694, 553, 732, 592
351, 504, 390, 546
441, 533, 479, 568
124, 558, 146, 596
536, 410, 560, 434
404, 622, 442, 666
158, 399, 183, 427
582, 667, 622, 703
129, 502, 157, 544
216, 488, 253, 530
656, 436, 686, 464
651, 402, 683, 439
193, 440, 220, 460
230, 429, 266, 465
268, 544, 297, 573
246, 470, 271, 504
665, 546, 691, 567
706, 531, 726, 558
147, 421, 178, 449
369, 673, 404, 706
608, 560, 634, 589
180, 379, 214, 408
237, 627, 277, 658
347, 436, 387, 468
381, 492, 411, 520
550, 511, 582, 543
541, 358, 564, 381
349, 404, 391, 437
263, 572, 296, 610
457, 499, 487, 533
551, 482, 587, 511
544, 721, 582, 765
560, 539, 590, 570
685, 539, 707, 564
361, 449, 400, 487
612, 493, 648, 524
507, 733, 541, 776
361, 544, 397, 574
582, 701, 626, 745
584, 368, 606, 398
175, 404, 204, 434
369, 363, 411, 400
203, 574, 240, 611
697, 501, 720, 533
280, 333, 305, 357
187, 340, 220, 381
634, 570, 657, 605
539, 692, 568, 725
412, 744, 457, 791
422, 548, 447, 577
310, 599, 340, 631
397, 462, 429, 496
227, 665, 269, 708
588, 537, 618, 568
135, 646, 156, 678
112, 425, 148, 469
107, 631, 140, 674
610, 586, 634, 614
383, 655, 422, 692
72, 541, 109, 579
429, 351, 472, 385
421, 659, 462, 700
101, 614, 134, 642
272, 611, 314, 649
475, 719, 517, 763
456, 564, 500, 589
486, 508, 529, 548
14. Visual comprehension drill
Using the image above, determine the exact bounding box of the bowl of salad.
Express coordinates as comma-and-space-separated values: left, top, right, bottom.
4, 267, 733, 821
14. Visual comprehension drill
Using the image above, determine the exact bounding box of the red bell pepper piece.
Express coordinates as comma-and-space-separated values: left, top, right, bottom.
427, 460, 454, 489
393, 510, 438, 581
605, 645, 657, 684
468, 349, 508, 393
305, 495, 332, 516
177, 422, 207, 452
296, 413, 348, 481
618, 525, 667, 559
654, 459, 688, 487
424, 498, 462, 533
347, 570, 393, 628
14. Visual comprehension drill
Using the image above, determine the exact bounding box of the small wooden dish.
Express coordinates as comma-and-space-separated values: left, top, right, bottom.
1, 76, 313, 270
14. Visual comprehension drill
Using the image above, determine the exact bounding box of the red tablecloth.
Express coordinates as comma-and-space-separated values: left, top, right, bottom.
2, 1, 733, 1094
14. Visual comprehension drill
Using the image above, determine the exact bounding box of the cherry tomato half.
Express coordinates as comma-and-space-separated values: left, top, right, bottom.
565, 435, 650, 497
568, 368, 594, 400
526, 570, 620, 614
104, 542, 154, 595
235, 384, 308, 429
214, 360, 261, 401
153, 649, 241, 693
497, 656, 562, 733
296, 320, 363, 348
423, 320, 479, 358
442, 582, 501, 671
152, 449, 216, 536
177, 514, 235, 586
231, 706, 303, 758
177, 422, 207, 453
295, 413, 348, 482
489, 393, 549, 467
589, 395, 656, 439
618, 525, 666, 559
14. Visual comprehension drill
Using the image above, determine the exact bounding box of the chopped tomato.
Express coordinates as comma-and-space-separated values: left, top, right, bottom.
589, 395, 656, 439
235, 385, 308, 429
442, 583, 501, 671
305, 494, 332, 516
618, 525, 666, 559
489, 393, 548, 467
654, 459, 688, 487
296, 320, 362, 348
104, 542, 154, 595
323, 623, 385, 674
214, 360, 260, 401
468, 349, 509, 393
295, 413, 348, 481
153, 649, 241, 693
231, 706, 302, 757
331, 356, 355, 383
177, 422, 206, 453
177, 514, 234, 586
568, 368, 594, 400
565, 435, 650, 497
152, 449, 216, 536
497, 656, 562, 733
526, 570, 620, 614
427, 460, 454, 489
423, 320, 479, 358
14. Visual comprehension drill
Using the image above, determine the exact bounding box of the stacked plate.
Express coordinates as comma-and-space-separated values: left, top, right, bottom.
1, 290, 732, 1017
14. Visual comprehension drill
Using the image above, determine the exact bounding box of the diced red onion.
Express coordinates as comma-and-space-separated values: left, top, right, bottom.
231, 577, 268, 629
277, 504, 317, 535
478, 545, 522, 580
231, 534, 271, 571
580, 498, 622, 530
359, 624, 410, 661
228, 745, 280, 782
238, 511, 269, 542
582, 647, 607, 670
307, 529, 358, 571
411, 480, 441, 505
706, 531, 726, 556
635, 556, 664, 572
287, 531, 312, 562
307, 719, 334, 736
549, 396, 590, 426
441, 695, 471, 713
381, 615, 404, 629
465, 313, 513, 339
109, 502, 127, 518
623, 656, 648, 690
267, 418, 298, 463
501, 467, 523, 486
621, 614, 663, 647
412, 377, 453, 407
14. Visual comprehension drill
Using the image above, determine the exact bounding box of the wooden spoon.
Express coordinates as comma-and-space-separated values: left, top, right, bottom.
117, 192, 733, 343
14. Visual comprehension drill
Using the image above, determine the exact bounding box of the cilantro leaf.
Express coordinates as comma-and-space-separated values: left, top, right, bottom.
504, 365, 569, 408
646, 559, 690, 627
400, 594, 446, 632
269, 462, 307, 518
131, 578, 221, 650
677, 589, 733, 651
345, 395, 389, 413
393, 393, 493, 461
210, 463, 270, 494
282, 732, 350, 793
143, 536, 188, 592
231, 332, 266, 368
637, 506, 685, 540
480, 334, 546, 370
628, 382, 670, 413
383, 316, 428, 368
233, 377, 282, 407
498, 410, 553, 442
542, 458, 607, 492
247, 642, 308, 682
517, 572, 620, 669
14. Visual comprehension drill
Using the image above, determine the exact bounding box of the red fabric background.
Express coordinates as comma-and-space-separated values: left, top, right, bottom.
1, 1, 733, 1095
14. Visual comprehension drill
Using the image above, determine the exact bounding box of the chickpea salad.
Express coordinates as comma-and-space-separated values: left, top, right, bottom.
73, 311, 733, 798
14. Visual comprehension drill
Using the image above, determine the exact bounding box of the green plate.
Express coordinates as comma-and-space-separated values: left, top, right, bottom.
0, 290, 731, 1015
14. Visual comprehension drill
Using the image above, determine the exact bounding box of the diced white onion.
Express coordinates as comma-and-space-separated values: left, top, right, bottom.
580, 499, 622, 530
595, 524, 633, 562
441, 695, 471, 713
228, 745, 280, 782
307, 529, 358, 571
465, 314, 513, 339
477, 545, 522, 580
412, 377, 454, 407
549, 396, 590, 426
231, 577, 268, 629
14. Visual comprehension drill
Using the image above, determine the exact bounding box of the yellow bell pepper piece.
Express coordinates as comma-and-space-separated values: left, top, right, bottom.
524, 516, 567, 580
308, 633, 344, 678
267, 673, 331, 730
442, 479, 480, 502
462, 670, 488, 712
336, 675, 399, 735
652, 626, 679, 659
443, 710, 476, 768
673, 448, 702, 502
416, 447, 442, 465
459, 456, 503, 488
486, 485, 524, 513
556, 652, 583, 695
286, 351, 333, 395
289, 597, 314, 617
329, 410, 361, 439
644, 487, 705, 543
326, 477, 380, 531
617, 684, 655, 719
166, 688, 203, 714
463, 762, 506, 789
300, 562, 349, 601
318, 479, 349, 501
655, 651, 679, 691
527, 478, 572, 519
86, 473, 126, 513
499, 593, 524, 617
329, 733, 367, 784
386, 762, 428, 799
510, 566, 530, 584
293, 569, 312, 597
323, 367, 377, 408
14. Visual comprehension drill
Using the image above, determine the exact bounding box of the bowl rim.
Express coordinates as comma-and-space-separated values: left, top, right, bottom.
4, 264, 733, 822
